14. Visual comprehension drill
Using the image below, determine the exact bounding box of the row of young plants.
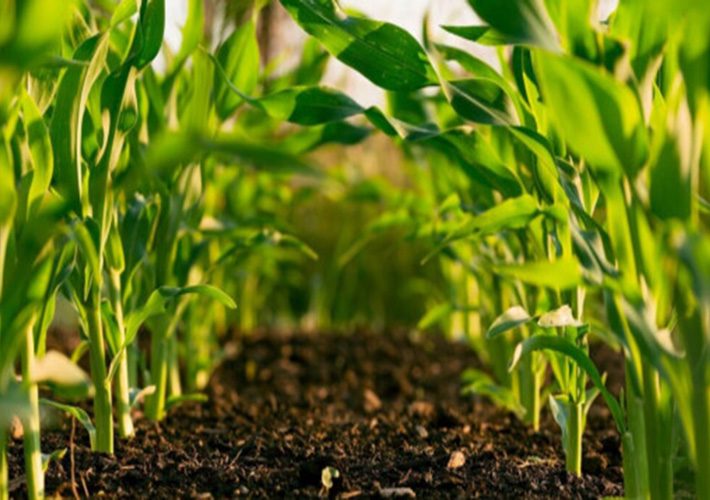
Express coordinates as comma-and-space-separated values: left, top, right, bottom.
273, 0, 710, 499
0, 0, 391, 498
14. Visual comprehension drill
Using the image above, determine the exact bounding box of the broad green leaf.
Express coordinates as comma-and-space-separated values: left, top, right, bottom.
32, 351, 92, 400
50, 34, 109, 214
111, 0, 138, 27
611, 0, 669, 82
486, 306, 532, 339
444, 78, 519, 126
494, 257, 581, 290
259, 86, 364, 125
468, 0, 560, 51
40, 399, 96, 449
442, 25, 511, 46
280, 0, 438, 91
20, 88, 53, 215
135, 0, 165, 69
178, 285, 237, 310
454, 194, 539, 237
649, 123, 692, 222
535, 53, 647, 177
426, 131, 523, 196
509, 335, 625, 433
213, 20, 260, 120
537, 305, 582, 328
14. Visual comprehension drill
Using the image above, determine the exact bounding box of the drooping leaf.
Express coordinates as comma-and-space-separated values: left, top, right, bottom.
467, 0, 561, 51
135, 0, 165, 69
442, 25, 511, 46
40, 399, 96, 449
279, 0, 438, 91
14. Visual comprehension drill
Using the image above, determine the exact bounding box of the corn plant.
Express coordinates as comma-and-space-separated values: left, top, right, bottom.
278, 0, 710, 498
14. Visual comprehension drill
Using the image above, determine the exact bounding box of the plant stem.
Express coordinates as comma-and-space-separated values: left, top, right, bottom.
167, 334, 182, 398
625, 363, 649, 499
86, 297, 113, 453
21, 320, 43, 500
145, 319, 169, 421
0, 427, 7, 500
692, 382, 710, 500
567, 400, 583, 476
622, 432, 644, 500
108, 271, 134, 439
642, 364, 672, 500
519, 352, 541, 430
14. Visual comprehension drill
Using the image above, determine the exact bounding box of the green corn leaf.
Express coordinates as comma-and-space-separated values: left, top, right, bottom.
280, 0, 438, 91
49, 34, 109, 214
535, 52, 648, 178
509, 335, 625, 433
443, 78, 519, 126
486, 306, 533, 339
259, 86, 364, 125
20, 88, 53, 216
41, 448, 67, 473
454, 194, 539, 237
442, 25, 511, 46
214, 20, 260, 120
40, 399, 96, 449
493, 257, 581, 290
135, 0, 165, 69
178, 285, 237, 309
467, 0, 561, 51
111, 0, 138, 27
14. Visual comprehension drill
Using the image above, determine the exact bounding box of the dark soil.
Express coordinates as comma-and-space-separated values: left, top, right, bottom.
8, 331, 624, 499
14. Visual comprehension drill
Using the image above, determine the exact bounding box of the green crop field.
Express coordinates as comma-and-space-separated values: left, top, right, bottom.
0, 0, 709, 498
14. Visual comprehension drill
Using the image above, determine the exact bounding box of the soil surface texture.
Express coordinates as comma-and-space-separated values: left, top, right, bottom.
8, 331, 624, 499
